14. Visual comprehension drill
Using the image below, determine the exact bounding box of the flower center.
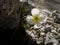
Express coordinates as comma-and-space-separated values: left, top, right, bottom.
32, 15, 41, 23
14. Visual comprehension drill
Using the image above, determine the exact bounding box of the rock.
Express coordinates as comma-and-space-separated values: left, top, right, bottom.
52, 12, 60, 24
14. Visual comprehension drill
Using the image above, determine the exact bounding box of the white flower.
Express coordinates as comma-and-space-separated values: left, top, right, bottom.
26, 8, 47, 29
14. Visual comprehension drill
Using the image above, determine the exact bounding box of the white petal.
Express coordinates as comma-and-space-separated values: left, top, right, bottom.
40, 12, 47, 18
26, 15, 34, 25
39, 13, 47, 23
39, 12, 47, 18
31, 8, 40, 16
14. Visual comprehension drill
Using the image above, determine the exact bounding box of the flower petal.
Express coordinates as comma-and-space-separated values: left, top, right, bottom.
26, 15, 34, 25
31, 8, 40, 16
39, 13, 47, 23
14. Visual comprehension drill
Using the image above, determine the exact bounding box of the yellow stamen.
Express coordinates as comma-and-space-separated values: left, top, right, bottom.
32, 15, 41, 23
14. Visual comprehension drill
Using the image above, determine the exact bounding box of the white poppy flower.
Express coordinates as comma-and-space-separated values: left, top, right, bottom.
26, 8, 48, 29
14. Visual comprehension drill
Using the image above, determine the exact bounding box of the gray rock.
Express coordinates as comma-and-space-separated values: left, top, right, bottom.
52, 12, 60, 24
27, 0, 60, 11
